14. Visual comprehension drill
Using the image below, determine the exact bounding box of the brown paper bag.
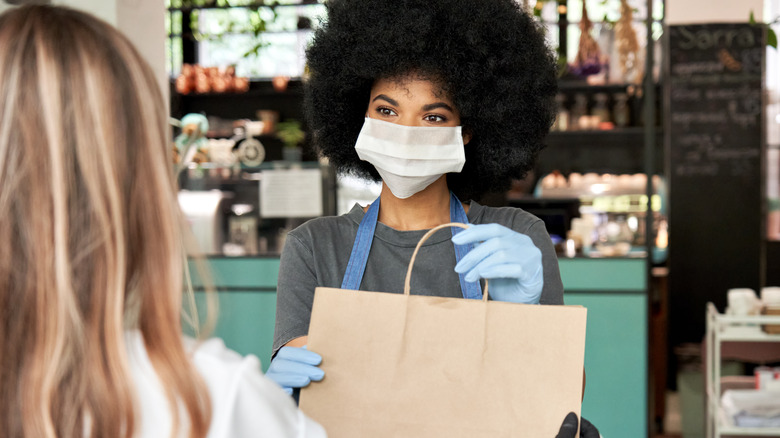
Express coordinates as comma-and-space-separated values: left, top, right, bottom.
299, 223, 587, 437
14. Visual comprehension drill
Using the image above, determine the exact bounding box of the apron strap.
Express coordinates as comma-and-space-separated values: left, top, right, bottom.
340, 197, 380, 290
449, 192, 482, 300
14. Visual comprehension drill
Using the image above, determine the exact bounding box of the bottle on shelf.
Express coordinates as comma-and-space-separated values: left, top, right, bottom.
613, 92, 630, 128
552, 94, 570, 132
591, 93, 611, 128
570, 93, 589, 131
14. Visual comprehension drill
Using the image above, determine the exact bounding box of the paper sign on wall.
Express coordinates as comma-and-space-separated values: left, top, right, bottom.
260, 168, 323, 218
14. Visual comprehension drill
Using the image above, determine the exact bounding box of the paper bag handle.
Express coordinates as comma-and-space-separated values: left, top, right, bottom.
404, 222, 489, 302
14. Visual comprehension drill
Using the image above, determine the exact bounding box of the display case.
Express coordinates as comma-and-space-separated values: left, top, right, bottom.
532, 171, 667, 261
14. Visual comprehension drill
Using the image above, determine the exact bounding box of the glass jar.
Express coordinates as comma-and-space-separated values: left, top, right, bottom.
570, 93, 589, 131
553, 94, 570, 131
592, 93, 611, 125
613, 92, 630, 128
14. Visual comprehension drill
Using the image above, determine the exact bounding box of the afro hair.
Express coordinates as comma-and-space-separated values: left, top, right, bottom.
304, 0, 558, 201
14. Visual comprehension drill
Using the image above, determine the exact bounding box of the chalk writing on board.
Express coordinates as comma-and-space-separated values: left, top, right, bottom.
668, 24, 762, 178
674, 25, 757, 50
671, 61, 723, 75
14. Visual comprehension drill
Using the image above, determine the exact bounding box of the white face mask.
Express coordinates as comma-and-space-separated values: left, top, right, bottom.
354, 117, 466, 199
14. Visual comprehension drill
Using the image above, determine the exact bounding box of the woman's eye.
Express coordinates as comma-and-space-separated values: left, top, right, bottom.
424, 114, 446, 123
376, 107, 397, 117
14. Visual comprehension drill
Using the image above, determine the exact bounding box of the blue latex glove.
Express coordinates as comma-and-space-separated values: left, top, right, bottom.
265, 346, 324, 395
556, 412, 600, 438
452, 223, 543, 304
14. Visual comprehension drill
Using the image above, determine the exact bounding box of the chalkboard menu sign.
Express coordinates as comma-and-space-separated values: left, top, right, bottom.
667, 23, 765, 348
669, 24, 763, 179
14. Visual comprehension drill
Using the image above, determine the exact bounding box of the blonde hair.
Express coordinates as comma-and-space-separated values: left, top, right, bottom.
0, 5, 211, 437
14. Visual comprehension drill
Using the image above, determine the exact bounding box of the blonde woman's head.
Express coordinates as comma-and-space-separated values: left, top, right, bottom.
0, 5, 210, 437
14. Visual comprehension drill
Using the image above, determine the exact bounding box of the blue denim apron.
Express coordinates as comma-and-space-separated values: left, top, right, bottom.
340, 192, 482, 300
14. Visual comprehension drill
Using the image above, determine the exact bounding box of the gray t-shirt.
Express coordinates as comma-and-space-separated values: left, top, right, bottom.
272, 201, 564, 354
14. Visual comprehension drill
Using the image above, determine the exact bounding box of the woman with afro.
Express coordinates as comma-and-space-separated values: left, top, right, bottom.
268, 1, 597, 434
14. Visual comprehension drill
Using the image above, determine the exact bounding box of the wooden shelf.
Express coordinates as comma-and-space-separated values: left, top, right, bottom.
547, 127, 647, 137
557, 82, 647, 93
171, 79, 304, 97
169, 79, 306, 121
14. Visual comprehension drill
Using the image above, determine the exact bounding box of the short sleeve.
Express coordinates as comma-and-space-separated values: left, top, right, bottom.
273, 232, 319, 355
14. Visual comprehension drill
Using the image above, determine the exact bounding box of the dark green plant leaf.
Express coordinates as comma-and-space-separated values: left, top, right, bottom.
769, 28, 778, 49
556, 56, 568, 78
242, 44, 261, 58
749, 10, 756, 25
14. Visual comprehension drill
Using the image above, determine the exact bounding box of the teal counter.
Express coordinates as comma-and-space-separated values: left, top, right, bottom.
191, 256, 647, 437
560, 258, 648, 438
188, 257, 280, 373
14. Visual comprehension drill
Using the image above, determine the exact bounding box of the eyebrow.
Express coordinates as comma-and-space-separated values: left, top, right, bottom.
422, 102, 454, 112
372, 94, 399, 106
372, 94, 455, 113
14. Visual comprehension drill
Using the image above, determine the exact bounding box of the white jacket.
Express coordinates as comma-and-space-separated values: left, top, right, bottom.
126, 331, 327, 438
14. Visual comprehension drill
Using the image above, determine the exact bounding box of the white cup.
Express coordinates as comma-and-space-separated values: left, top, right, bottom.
761, 287, 780, 307
727, 288, 760, 316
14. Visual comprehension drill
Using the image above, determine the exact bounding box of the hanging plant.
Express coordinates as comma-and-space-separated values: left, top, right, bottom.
570, 0, 604, 77
615, 0, 642, 83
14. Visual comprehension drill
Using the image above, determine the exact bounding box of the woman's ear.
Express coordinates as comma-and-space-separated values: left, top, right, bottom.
462, 129, 472, 146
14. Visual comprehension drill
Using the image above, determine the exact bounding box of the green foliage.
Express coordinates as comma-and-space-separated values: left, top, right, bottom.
749, 10, 779, 50
556, 56, 569, 77
176, 0, 252, 7
769, 28, 778, 50
173, 1, 280, 59
276, 120, 305, 148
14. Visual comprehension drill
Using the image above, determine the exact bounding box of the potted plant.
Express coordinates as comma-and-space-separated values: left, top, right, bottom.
276, 119, 305, 162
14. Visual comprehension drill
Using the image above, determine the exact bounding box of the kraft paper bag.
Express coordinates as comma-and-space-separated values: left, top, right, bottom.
299, 223, 587, 437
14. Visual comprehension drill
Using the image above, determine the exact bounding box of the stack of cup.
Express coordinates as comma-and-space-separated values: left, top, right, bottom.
761, 287, 780, 308
727, 288, 761, 317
